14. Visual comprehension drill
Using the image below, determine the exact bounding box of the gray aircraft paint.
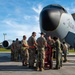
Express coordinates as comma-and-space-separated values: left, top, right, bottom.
40, 4, 75, 47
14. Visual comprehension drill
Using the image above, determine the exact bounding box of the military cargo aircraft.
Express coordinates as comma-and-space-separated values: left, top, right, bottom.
2, 4, 75, 48
40, 4, 75, 47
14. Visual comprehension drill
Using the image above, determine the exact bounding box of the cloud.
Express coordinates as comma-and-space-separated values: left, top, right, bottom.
3, 18, 31, 30
32, 4, 43, 14
71, 8, 75, 13
24, 15, 31, 20
66, 7, 75, 13
0, 3, 42, 41
33, 15, 39, 22
65, 2, 75, 13
32, 4, 43, 23
2, 18, 40, 40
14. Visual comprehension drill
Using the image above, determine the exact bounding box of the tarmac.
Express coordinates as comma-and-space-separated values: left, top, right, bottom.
0, 52, 75, 75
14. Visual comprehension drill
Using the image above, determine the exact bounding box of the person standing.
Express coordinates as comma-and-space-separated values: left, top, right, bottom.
14, 38, 20, 61
21, 35, 29, 66
36, 32, 47, 71
46, 36, 54, 69
60, 42, 63, 67
11, 40, 15, 61
63, 42, 68, 62
53, 37, 61, 69
28, 32, 37, 68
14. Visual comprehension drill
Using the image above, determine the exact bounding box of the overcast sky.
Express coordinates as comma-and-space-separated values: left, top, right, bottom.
0, 0, 75, 42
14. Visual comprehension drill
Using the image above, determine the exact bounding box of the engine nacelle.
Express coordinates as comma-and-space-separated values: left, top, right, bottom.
2, 40, 21, 49
2, 40, 12, 49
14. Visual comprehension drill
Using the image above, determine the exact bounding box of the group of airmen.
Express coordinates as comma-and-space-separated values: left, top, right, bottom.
11, 32, 68, 71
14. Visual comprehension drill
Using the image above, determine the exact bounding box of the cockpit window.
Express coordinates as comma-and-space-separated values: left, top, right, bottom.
43, 4, 67, 13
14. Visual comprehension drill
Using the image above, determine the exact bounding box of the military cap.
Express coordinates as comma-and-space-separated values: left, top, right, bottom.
32, 32, 36, 34
53, 36, 58, 40
40, 32, 46, 35
16, 38, 18, 41
23, 35, 26, 38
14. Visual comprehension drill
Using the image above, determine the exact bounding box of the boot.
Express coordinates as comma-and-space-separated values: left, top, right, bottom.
40, 68, 44, 71
36, 67, 40, 71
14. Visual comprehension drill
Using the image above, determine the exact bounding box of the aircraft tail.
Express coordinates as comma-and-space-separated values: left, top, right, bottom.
72, 13, 75, 20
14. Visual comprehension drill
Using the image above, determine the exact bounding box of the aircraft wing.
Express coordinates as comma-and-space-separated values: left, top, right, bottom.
72, 13, 75, 20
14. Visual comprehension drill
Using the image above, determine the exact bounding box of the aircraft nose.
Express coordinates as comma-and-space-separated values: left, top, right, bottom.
40, 9, 61, 31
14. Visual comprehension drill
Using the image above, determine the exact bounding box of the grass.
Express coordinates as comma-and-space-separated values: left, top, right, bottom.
69, 49, 75, 53
0, 48, 11, 52
0, 48, 75, 53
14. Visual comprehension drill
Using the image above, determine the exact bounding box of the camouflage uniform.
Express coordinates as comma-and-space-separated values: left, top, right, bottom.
63, 42, 68, 62
14, 39, 20, 61
36, 36, 47, 70
28, 36, 36, 67
60, 43, 63, 67
11, 41, 15, 61
54, 39, 62, 69
21, 39, 29, 66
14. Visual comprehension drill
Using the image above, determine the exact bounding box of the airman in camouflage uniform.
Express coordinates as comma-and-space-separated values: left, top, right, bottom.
11, 40, 15, 61
36, 32, 47, 71
28, 32, 37, 68
60, 42, 63, 67
14, 38, 20, 61
63, 42, 68, 62
53, 37, 62, 69
21, 35, 29, 66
